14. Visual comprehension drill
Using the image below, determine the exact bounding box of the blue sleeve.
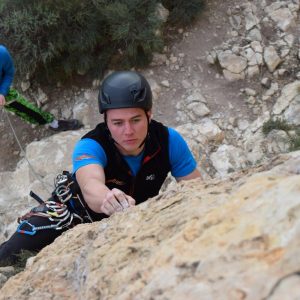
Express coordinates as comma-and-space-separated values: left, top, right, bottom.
0, 46, 15, 96
72, 138, 107, 173
168, 127, 197, 178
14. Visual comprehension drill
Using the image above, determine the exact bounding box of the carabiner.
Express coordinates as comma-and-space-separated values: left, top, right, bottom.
17, 220, 37, 235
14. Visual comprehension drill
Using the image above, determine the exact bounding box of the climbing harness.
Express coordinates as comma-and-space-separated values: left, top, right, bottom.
17, 171, 93, 235
1, 106, 94, 235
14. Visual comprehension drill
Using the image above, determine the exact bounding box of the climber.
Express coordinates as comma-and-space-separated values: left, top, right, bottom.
0, 70, 201, 265
0, 45, 83, 131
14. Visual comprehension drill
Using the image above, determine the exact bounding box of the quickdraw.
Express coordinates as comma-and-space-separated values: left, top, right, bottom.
17, 171, 91, 235
17, 200, 83, 235
54, 173, 72, 203
52, 171, 93, 223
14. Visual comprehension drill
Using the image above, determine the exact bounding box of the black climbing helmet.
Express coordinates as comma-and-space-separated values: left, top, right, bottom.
98, 71, 152, 114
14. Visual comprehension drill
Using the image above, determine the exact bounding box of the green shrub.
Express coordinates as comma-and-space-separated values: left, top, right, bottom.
0, 0, 163, 82
162, 0, 205, 26
290, 129, 300, 151
0, 0, 205, 84
99, 0, 164, 68
262, 118, 300, 151
0, 0, 108, 81
262, 118, 292, 136
0, 249, 37, 271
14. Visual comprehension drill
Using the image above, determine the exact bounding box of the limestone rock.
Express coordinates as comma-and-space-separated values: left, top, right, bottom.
1, 152, 300, 299
268, 7, 296, 31
273, 81, 300, 115
223, 69, 245, 81
210, 144, 248, 177
218, 51, 248, 74
264, 46, 282, 73
186, 102, 210, 118
283, 94, 300, 125
245, 11, 259, 31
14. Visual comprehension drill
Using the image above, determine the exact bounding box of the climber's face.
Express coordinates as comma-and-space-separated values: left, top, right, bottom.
106, 107, 151, 156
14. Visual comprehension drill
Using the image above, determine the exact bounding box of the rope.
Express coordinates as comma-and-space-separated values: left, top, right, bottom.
1, 107, 52, 193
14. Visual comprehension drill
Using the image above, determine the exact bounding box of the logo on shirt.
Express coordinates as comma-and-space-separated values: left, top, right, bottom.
146, 174, 155, 181
106, 179, 126, 186
75, 154, 96, 161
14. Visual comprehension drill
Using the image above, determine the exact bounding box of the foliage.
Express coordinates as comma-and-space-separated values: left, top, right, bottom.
262, 118, 292, 136
262, 117, 300, 151
0, 0, 111, 82
289, 129, 300, 151
162, 0, 205, 26
0, 0, 205, 83
99, 0, 163, 68
0, 249, 37, 273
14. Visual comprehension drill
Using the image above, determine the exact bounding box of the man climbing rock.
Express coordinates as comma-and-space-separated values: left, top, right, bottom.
0, 70, 201, 265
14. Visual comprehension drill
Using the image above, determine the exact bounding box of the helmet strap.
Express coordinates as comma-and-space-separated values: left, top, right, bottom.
138, 111, 150, 148
104, 112, 115, 143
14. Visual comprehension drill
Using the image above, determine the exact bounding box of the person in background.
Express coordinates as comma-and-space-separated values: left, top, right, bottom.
0, 45, 83, 131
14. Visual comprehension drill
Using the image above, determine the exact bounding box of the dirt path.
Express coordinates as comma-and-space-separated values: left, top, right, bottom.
150, 0, 252, 126
0, 0, 253, 172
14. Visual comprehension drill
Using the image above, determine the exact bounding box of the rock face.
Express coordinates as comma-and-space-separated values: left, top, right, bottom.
1, 151, 300, 300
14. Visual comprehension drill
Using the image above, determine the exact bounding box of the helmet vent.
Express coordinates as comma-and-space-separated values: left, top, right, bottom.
102, 92, 111, 104
130, 85, 146, 103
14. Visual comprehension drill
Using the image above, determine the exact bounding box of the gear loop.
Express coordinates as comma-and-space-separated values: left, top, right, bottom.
17, 171, 93, 235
